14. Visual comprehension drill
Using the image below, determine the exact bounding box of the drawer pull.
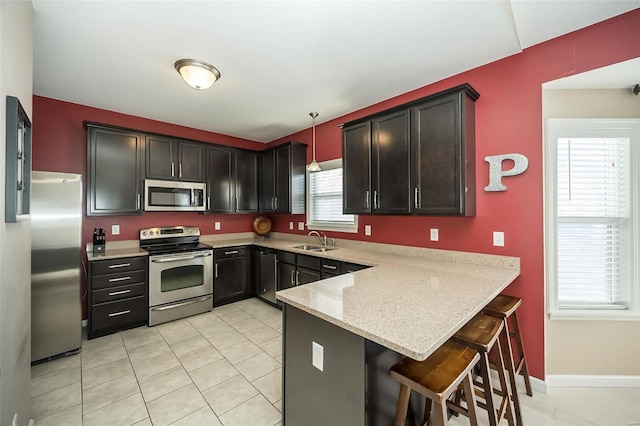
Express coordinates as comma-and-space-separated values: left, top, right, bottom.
108, 310, 131, 317
322, 264, 337, 270
108, 263, 131, 269
108, 276, 131, 283
224, 250, 239, 255
108, 289, 131, 296
151, 295, 212, 312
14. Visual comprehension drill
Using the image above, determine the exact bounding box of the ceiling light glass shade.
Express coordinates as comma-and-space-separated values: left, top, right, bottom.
306, 160, 321, 172
174, 59, 220, 90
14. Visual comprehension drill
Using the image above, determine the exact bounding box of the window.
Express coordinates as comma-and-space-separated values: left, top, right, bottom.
546, 119, 639, 319
306, 159, 357, 233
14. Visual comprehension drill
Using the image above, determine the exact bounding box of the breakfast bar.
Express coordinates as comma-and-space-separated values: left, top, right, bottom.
276, 251, 520, 425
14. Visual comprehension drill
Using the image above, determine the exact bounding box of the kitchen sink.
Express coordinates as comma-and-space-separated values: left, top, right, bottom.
293, 245, 337, 252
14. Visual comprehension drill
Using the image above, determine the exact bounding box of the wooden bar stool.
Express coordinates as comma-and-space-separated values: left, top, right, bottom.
483, 294, 533, 397
452, 313, 516, 426
389, 340, 481, 426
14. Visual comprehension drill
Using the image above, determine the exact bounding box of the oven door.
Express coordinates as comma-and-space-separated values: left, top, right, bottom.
148, 250, 213, 307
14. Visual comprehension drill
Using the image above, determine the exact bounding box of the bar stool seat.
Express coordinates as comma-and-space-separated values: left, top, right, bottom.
483, 294, 533, 397
389, 340, 481, 426
452, 313, 516, 426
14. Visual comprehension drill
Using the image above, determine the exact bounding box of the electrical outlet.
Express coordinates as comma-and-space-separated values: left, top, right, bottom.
430, 228, 439, 242
493, 231, 505, 247
214, 222, 221, 231
289, 222, 294, 230
298, 222, 305, 231
312, 341, 324, 372
111, 225, 120, 235
365, 225, 372, 236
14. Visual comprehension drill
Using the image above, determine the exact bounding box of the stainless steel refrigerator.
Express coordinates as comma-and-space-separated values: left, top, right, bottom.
31, 171, 82, 362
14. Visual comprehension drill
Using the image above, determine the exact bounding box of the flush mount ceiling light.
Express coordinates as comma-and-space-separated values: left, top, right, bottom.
307, 112, 321, 172
174, 59, 221, 90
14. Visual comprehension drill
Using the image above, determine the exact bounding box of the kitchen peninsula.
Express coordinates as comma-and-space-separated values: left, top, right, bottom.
275, 244, 520, 425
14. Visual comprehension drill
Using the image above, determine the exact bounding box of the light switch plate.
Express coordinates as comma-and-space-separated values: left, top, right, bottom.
289, 222, 294, 230
312, 341, 324, 372
430, 228, 439, 241
214, 222, 221, 231
111, 225, 120, 235
298, 222, 305, 231
365, 225, 372, 236
493, 231, 505, 247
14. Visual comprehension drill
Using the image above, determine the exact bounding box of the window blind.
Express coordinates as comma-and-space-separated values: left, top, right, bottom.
556, 136, 630, 309
308, 168, 355, 226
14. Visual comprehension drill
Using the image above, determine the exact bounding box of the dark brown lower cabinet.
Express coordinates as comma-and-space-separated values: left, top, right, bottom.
88, 256, 148, 339
214, 247, 251, 306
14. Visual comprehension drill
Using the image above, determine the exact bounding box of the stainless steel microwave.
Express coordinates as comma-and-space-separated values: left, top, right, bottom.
144, 179, 206, 212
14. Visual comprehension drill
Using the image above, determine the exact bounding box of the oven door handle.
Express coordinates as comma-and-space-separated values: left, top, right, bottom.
150, 295, 212, 311
151, 253, 212, 263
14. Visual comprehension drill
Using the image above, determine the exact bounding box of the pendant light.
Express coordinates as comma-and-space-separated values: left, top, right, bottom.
307, 112, 321, 172
174, 59, 221, 90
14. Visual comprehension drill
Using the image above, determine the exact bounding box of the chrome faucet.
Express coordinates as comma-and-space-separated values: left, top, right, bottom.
308, 230, 327, 247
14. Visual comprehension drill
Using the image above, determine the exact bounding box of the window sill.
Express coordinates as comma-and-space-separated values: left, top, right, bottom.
548, 311, 640, 321
306, 223, 358, 234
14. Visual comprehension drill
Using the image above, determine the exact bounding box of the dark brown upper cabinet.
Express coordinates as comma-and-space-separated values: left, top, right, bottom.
343, 111, 411, 214
259, 142, 306, 214
146, 135, 204, 182
205, 146, 258, 214
410, 89, 477, 215
342, 84, 478, 216
86, 124, 144, 215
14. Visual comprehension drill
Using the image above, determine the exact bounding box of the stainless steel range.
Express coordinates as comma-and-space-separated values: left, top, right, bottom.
140, 226, 213, 326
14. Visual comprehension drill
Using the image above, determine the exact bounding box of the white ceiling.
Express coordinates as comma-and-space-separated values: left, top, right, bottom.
32, 1, 639, 143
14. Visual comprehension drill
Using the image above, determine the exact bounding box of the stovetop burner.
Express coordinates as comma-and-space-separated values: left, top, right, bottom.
139, 226, 211, 255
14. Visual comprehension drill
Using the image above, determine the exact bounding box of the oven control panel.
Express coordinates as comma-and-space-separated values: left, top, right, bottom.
140, 226, 200, 239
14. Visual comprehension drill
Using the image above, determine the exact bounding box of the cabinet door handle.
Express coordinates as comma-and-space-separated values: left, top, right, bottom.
108, 289, 131, 296
224, 250, 239, 255
323, 264, 337, 270
137, 193, 141, 210
236, 197, 239, 211
274, 196, 278, 210
414, 187, 419, 210
365, 190, 370, 210
179, 163, 183, 178
108, 276, 131, 283
215, 263, 218, 278
374, 190, 379, 210
290, 269, 294, 286
171, 162, 175, 177
271, 197, 275, 210
108, 310, 130, 317
108, 263, 131, 269
296, 270, 300, 286
208, 196, 211, 210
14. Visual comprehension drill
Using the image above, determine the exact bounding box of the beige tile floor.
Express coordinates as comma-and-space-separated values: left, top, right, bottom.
31, 298, 283, 426
31, 297, 640, 425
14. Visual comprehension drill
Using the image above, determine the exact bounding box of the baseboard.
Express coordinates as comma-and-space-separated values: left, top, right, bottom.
529, 376, 548, 394
546, 375, 640, 388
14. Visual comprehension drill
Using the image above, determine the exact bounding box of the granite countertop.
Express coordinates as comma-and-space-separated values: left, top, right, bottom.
84, 231, 520, 362
272, 239, 520, 362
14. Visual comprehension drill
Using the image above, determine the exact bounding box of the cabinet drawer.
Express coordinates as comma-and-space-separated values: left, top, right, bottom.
320, 259, 341, 274
91, 296, 146, 332
278, 250, 296, 265
92, 270, 146, 290
297, 254, 320, 270
214, 247, 246, 259
91, 256, 146, 275
92, 283, 146, 304
342, 262, 369, 273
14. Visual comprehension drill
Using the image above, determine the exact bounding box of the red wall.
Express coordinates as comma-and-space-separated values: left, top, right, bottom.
32, 9, 640, 379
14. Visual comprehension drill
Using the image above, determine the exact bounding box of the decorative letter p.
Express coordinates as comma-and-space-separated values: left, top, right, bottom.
484, 153, 529, 192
